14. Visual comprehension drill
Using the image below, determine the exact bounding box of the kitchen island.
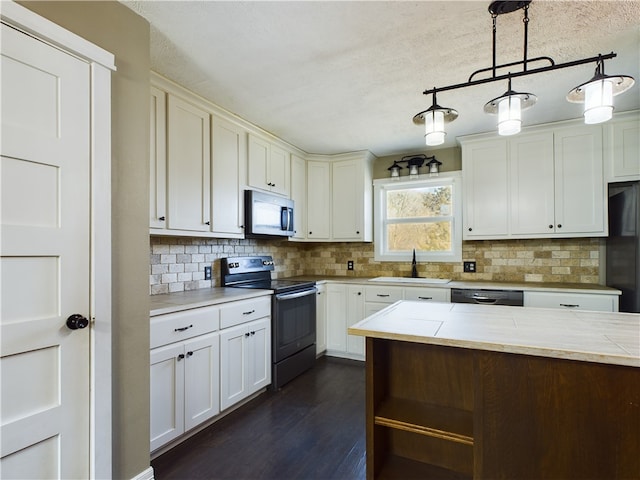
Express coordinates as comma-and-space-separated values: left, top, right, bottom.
348, 302, 639, 479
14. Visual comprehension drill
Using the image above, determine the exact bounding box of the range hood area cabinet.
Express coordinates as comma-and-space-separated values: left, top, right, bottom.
461, 121, 608, 240
294, 152, 375, 243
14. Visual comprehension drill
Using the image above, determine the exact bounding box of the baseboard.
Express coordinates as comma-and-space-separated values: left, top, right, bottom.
131, 466, 154, 480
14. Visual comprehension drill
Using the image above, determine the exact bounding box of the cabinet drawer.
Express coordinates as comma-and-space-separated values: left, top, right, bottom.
403, 287, 450, 303
524, 291, 617, 312
365, 286, 403, 304
151, 305, 220, 349
220, 296, 271, 329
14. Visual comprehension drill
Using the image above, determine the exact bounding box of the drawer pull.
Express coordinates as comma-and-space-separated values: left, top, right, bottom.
377, 294, 390, 297
243, 309, 256, 315
174, 324, 193, 332
418, 296, 433, 300
560, 303, 579, 308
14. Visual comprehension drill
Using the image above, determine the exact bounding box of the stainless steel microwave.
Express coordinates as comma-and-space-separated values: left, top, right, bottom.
244, 190, 294, 237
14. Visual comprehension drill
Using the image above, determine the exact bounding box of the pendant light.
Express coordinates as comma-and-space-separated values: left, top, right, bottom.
567, 57, 635, 124
413, 91, 458, 146
484, 75, 537, 136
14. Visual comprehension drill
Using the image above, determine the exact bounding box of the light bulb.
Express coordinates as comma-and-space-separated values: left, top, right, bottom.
425, 110, 445, 146
584, 79, 613, 124
497, 95, 521, 136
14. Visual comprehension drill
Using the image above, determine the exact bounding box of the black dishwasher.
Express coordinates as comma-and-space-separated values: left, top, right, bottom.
451, 288, 523, 306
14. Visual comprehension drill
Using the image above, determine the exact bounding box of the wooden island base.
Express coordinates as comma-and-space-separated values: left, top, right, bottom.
366, 338, 640, 479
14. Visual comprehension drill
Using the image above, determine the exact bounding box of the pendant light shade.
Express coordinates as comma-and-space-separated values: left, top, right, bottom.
567, 58, 635, 125
484, 76, 537, 136
413, 91, 458, 147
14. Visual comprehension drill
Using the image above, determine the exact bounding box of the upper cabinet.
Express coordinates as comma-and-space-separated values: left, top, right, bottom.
247, 133, 290, 197
150, 86, 167, 229
290, 154, 307, 240
166, 95, 211, 232
301, 152, 375, 242
461, 121, 606, 240
604, 111, 640, 183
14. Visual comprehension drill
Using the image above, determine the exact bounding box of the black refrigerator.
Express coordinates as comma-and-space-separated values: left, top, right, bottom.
606, 181, 640, 313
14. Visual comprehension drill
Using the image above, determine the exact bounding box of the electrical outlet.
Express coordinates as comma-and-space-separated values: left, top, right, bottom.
204, 265, 212, 280
463, 261, 476, 273
347, 260, 354, 271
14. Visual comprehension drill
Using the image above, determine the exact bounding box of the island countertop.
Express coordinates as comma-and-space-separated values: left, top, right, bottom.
348, 301, 639, 367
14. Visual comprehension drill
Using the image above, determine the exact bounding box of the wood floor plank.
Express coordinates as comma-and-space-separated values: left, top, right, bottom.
152, 356, 366, 480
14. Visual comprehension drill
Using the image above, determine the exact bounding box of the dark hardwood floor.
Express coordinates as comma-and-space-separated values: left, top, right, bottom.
152, 356, 366, 480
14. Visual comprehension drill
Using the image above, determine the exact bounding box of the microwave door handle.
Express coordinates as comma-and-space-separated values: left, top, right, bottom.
280, 207, 290, 231
288, 208, 294, 232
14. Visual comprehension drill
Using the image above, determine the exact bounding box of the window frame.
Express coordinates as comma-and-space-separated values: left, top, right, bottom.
373, 172, 463, 263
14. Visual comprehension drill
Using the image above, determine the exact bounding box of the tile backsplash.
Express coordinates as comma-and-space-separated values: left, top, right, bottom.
150, 236, 601, 295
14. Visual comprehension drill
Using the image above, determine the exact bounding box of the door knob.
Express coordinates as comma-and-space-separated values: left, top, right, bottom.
66, 314, 89, 330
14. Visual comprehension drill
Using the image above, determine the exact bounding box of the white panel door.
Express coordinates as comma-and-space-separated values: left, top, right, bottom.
332, 159, 363, 240
1, 23, 91, 479
306, 161, 331, 240
268, 144, 290, 197
220, 324, 248, 411
325, 284, 347, 353
346, 286, 365, 357
246, 318, 271, 393
183, 333, 220, 431
150, 86, 167, 229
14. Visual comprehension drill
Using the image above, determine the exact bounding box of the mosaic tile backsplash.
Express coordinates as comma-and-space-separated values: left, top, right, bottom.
150, 236, 601, 295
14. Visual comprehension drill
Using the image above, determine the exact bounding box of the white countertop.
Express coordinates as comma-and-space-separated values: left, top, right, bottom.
150, 287, 273, 316
348, 301, 639, 367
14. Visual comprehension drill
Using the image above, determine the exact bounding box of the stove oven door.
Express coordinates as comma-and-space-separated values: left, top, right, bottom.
273, 288, 317, 362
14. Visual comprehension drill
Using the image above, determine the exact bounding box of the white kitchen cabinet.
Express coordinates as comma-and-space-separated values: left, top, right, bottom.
166, 94, 211, 232
247, 133, 290, 197
150, 86, 167, 229
219, 317, 271, 411
306, 160, 331, 240
290, 154, 307, 240
365, 285, 403, 305
315, 283, 327, 355
461, 121, 606, 240
403, 286, 450, 302
553, 125, 605, 236
211, 115, 247, 238
325, 284, 365, 360
462, 138, 510, 239
150, 302, 221, 452
524, 291, 619, 312
332, 156, 374, 241
605, 112, 640, 182
509, 132, 555, 236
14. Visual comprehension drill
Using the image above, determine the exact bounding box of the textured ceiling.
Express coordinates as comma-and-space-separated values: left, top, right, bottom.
123, 1, 640, 157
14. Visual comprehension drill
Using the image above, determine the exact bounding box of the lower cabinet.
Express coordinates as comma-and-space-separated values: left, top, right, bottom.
315, 283, 327, 355
326, 284, 365, 360
150, 332, 220, 452
220, 317, 271, 411
524, 291, 619, 312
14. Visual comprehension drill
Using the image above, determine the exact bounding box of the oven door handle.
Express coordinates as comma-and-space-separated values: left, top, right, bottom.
275, 288, 317, 301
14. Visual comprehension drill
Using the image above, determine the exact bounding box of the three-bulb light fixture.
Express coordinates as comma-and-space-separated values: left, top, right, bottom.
413, 0, 635, 145
388, 154, 442, 180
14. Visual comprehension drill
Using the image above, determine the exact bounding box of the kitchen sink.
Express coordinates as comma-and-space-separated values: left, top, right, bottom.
369, 276, 451, 284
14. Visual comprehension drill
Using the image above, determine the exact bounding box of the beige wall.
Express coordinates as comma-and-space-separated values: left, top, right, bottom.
20, 2, 151, 478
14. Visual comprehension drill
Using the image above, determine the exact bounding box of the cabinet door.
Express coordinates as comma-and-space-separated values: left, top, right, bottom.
167, 95, 211, 231
307, 161, 331, 239
403, 287, 450, 302
219, 323, 248, 411
607, 117, 640, 181
150, 343, 185, 451
524, 291, 617, 312
183, 333, 220, 431
325, 284, 347, 353
332, 158, 363, 240
247, 318, 271, 393
290, 154, 307, 239
510, 133, 555, 235
554, 125, 605, 235
315, 284, 327, 354
150, 86, 167, 229
247, 134, 270, 192
462, 139, 509, 238
346, 286, 365, 357
269, 144, 290, 197
211, 115, 246, 237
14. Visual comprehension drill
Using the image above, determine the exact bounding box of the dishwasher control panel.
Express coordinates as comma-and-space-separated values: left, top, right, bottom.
451, 288, 524, 306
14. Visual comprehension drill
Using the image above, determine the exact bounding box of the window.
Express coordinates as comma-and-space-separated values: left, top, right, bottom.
373, 172, 462, 262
